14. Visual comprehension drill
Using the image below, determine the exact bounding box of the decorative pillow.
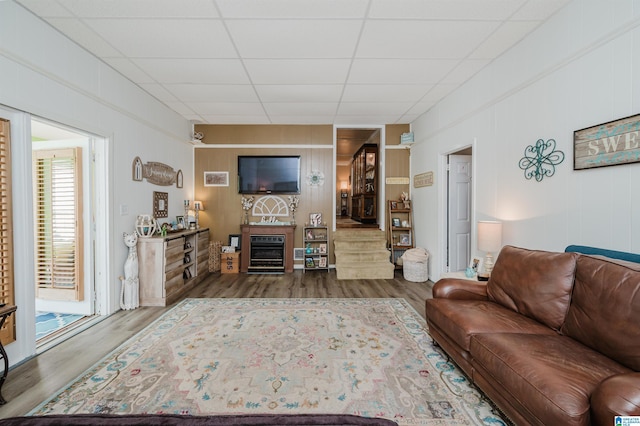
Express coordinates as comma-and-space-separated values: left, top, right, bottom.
487, 245, 578, 330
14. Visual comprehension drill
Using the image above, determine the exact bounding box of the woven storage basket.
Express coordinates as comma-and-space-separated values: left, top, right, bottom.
209, 241, 222, 272
401, 248, 429, 282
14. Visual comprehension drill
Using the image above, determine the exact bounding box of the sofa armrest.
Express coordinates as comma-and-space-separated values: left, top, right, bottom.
432, 278, 488, 300
591, 372, 640, 424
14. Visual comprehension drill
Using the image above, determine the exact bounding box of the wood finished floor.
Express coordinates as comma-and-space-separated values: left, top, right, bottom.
0, 270, 433, 418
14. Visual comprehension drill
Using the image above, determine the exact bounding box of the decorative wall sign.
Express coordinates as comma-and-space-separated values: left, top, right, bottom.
153, 191, 168, 218
132, 157, 177, 186
204, 171, 229, 187
518, 139, 565, 182
252, 195, 289, 217
574, 114, 640, 170
413, 171, 434, 188
385, 177, 410, 185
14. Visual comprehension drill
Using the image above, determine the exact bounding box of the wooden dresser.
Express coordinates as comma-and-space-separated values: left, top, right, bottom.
138, 228, 209, 306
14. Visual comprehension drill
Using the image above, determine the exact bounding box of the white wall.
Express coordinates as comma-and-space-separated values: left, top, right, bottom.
410, 0, 640, 280
0, 1, 193, 365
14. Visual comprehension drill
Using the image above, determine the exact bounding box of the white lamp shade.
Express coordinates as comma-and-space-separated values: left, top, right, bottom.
340, 181, 348, 190
478, 221, 502, 252
193, 200, 204, 211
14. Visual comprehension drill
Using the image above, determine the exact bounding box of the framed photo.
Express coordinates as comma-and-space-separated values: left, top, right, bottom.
319, 243, 327, 254
470, 257, 483, 273
392, 218, 401, 227
204, 171, 229, 187
306, 229, 314, 240
305, 257, 315, 268
390, 201, 398, 210
318, 257, 327, 268
294, 248, 305, 261
310, 212, 322, 226
399, 233, 411, 246
153, 191, 168, 218
176, 215, 185, 228
228, 234, 241, 251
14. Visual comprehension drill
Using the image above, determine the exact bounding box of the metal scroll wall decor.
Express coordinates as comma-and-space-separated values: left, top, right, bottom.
518, 138, 565, 182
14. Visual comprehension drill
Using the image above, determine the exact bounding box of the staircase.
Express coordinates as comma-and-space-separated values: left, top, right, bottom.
333, 228, 395, 280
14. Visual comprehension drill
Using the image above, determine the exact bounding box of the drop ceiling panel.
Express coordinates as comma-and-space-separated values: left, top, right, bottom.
15, 0, 571, 125
226, 20, 362, 58
89, 19, 236, 58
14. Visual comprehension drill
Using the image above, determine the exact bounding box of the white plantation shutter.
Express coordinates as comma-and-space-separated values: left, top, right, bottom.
33, 148, 84, 301
0, 119, 15, 343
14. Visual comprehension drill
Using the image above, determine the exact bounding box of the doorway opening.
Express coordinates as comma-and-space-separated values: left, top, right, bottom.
444, 146, 473, 273
334, 126, 384, 230
31, 119, 103, 350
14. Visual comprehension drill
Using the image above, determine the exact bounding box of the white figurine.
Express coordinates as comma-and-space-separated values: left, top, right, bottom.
119, 231, 139, 310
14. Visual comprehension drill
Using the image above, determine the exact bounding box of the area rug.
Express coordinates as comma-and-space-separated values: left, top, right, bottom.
30, 299, 507, 425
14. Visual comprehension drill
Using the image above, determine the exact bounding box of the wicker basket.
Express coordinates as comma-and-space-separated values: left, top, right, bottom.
209, 241, 222, 272
401, 248, 429, 282
403, 260, 429, 282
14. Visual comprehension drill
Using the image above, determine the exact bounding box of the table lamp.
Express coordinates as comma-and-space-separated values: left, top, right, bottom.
193, 200, 204, 229
477, 220, 502, 280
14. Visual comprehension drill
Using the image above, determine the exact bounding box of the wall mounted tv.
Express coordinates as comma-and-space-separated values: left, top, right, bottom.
237, 155, 301, 194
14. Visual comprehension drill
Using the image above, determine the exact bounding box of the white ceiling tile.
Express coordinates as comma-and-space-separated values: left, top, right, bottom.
349, 59, 458, 84
369, 0, 526, 20
255, 85, 343, 103
164, 101, 197, 115
263, 102, 338, 116
46, 18, 122, 57
357, 20, 501, 59
269, 116, 338, 125
333, 115, 402, 125
200, 115, 271, 124
132, 59, 249, 84
245, 59, 351, 84
185, 102, 266, 115
440, 59, 491, 85
138, 83, 179, 102
165, 84, 259, 103
102, 58, 155, 83
226, 20, 361, 58
89, 19, 236, 58
338, 102, 414, 115
341, 84, 433, 102
470, 21, 540, 59
512, 0, 571, 20
216, 0, 369, 18
56, 0, 220, 18
16, 0, 73, 17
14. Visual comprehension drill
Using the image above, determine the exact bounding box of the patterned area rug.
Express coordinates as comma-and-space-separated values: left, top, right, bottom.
31, 299, 507, 425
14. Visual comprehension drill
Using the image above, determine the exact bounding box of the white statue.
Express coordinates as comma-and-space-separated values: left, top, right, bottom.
119, 231, 139, 310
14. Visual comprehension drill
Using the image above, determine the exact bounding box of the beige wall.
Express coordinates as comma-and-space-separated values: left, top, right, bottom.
194, 124, 410, 265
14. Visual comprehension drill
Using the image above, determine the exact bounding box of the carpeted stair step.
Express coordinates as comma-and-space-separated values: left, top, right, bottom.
333, 229, 395, 280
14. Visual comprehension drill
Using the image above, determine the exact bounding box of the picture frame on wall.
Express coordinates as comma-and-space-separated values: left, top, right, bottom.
229, 234, 241, 251
153, 191, 168, 218
310, 212, 322, 226
204, 171, 229, 187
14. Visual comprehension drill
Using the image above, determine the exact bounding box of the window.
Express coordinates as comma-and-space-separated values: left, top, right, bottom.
0, 119, 15, 343
33, 148, 84, 301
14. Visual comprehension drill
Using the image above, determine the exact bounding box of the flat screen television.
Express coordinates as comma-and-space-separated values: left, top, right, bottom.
237, 155, 301, 194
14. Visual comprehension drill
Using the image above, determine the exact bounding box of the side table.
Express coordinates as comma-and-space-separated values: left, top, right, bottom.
440, 271, 478, 281
0, 304, 17, 405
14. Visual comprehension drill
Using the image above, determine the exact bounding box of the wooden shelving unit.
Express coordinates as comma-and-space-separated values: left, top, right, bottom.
387, 200, 414, 269
350, 144, 377, 223
303, 225, 329, 272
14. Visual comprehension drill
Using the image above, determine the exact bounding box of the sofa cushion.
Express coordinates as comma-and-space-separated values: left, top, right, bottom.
561, 255, 640, 371
426, 299, 556, 352
470, 333, 630, 426
487, 245, 578, 330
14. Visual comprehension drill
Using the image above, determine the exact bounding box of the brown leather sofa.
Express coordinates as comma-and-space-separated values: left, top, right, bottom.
425, 245, 640, 425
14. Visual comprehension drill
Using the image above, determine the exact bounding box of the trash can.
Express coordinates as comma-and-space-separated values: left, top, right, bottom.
401, 248, 429, 282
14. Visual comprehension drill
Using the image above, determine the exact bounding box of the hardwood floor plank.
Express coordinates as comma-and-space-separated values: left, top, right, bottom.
0, 270, 432, 418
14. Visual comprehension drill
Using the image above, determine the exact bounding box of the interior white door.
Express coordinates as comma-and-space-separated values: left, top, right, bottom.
447, 154, 472, 272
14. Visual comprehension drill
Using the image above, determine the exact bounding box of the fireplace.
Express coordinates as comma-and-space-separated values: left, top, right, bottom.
241, 225, 295, 273
248, 235, 285, 273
